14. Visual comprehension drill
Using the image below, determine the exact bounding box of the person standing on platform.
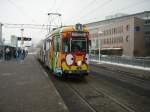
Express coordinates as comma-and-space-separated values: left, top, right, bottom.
15, 49, 19, 60
5, 47, 10, 60
0, 48, 3, 60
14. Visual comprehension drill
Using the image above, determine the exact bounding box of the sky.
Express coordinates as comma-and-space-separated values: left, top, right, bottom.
0, 0, 150, 45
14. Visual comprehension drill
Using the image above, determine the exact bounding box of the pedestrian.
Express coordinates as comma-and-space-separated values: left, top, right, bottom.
5, 47, 10, 60
0, 48, 3, 59
22, 49, 25, 60
15, 49, 19, 60
25, 50, 28, 57
8, 48, 12, 60
18, 49, 21, 60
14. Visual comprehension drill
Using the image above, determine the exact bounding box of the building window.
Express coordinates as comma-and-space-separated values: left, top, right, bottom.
114, 38, 116, 43
117, 37, 119, 43
109, 29, 111, 35
121, 36, 123, 43
101, 39, 103, 45
104, 39, 106, 44
103, 31, 106, 36
114, 28, 116, 34
126, 35, 129, 42
113, 28, 115, 34
145, 20, 150, 24
107, 38, 109, 44
145, 31, 150, 35
121, 26, 123, 33
116, 27, 119, 34
145, 36, 150, 47
134, 26, 140, 32
112, 38, 114, 44
118, 36, 123, 43
112, 28, 113, 34
126, 25, 130, 31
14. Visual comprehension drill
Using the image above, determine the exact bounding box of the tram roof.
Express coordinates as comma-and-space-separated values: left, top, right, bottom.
51, 25, 89, 35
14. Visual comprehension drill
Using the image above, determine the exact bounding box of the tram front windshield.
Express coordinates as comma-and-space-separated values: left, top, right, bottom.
63, 38, 87, 52
71, 39, 87, 52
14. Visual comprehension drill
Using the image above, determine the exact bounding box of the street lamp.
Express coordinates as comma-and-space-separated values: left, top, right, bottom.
20, 28, 24, 48
2, 38, 5, 60
98, 30, 103, 63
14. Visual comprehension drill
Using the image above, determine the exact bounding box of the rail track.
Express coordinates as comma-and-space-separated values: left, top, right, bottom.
88, 64, 150, 112
90, 64, 150, 92
49, 74, 135, 112
90, 63, 150, 81
66, 79, 135, 112
39, 60, 150, 112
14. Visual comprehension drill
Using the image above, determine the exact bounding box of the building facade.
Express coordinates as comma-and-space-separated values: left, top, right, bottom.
0, 23, 2, 45
11, 35, 18, 47
86, 11, 150, 57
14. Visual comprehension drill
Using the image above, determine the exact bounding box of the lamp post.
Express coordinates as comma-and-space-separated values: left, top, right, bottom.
2, 38, 5, 60
20, 28, 24, 48
98, 31, 103, 63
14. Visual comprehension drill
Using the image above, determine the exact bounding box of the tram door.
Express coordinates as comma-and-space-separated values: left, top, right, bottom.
45, 38, 51, 67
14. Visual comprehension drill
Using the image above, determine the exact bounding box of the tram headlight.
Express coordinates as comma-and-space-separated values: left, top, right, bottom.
85, 54, 89, 64
77, 61, 82, 66
66, 54, 74, 66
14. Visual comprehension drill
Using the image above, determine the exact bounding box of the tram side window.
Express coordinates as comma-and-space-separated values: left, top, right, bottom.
46, 40, 50, 50
63, 39, 70, 52
54, 38, 57, 52
57, 38, 60, 51
54, 37, 60, 52
87, 40, 91, 52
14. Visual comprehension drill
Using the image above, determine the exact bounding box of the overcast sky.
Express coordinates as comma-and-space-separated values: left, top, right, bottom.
0, 0, 150, 45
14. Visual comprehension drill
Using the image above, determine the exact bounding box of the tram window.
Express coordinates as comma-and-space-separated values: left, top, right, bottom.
46, 40, 50, 50
88, 40, 91, 47
63, 39, 70, 52
71, 39, 87, 52
54, 38, 58, 52
56, 38, 60, 52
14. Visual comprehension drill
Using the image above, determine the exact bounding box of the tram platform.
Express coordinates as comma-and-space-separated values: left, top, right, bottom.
0, 54, 69, 112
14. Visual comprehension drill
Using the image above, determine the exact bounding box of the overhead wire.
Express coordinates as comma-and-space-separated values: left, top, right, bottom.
6, 0, 38, 23
109, 0, 148, 14
71, 0, 112, 23
3, 23, 55, 30
55, 0, 65, 13
72, 0, 149, 24
67, 0, 97, 23
74, 0, 97, 17
50, 0, 57, 12
90, 0, 148, 22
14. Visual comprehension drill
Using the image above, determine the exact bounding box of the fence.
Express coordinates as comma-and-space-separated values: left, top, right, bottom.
90, 54, 150, 68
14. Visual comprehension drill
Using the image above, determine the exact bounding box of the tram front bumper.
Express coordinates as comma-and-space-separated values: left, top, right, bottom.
63, 70, 89, 75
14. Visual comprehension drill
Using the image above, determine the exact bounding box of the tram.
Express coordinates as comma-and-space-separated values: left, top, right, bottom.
38, 23, 90, 77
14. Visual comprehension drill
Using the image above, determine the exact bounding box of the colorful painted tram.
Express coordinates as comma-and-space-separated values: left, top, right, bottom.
38, 23, 90, 77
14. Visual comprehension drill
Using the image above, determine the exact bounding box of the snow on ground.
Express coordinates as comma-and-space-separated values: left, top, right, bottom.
90, 59, 150, 71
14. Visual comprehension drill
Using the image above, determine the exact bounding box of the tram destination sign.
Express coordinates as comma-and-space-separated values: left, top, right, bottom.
71, 32, 86, 37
